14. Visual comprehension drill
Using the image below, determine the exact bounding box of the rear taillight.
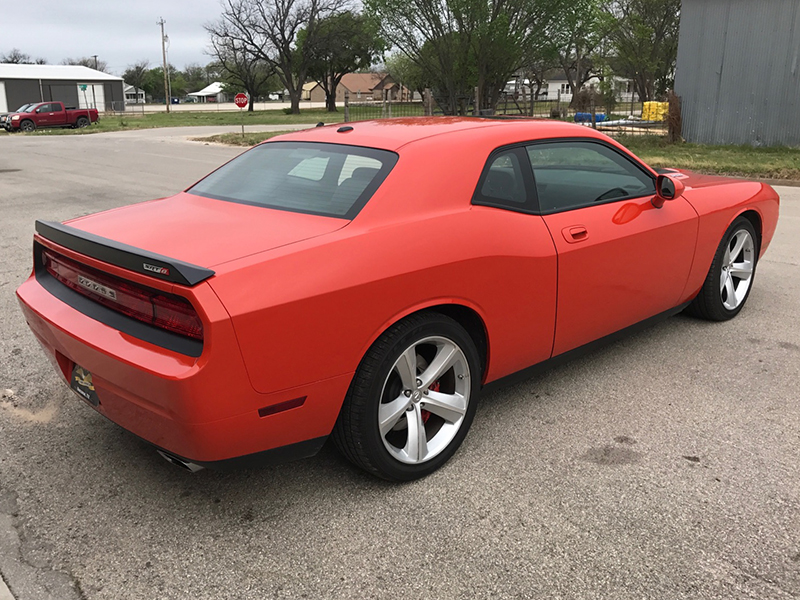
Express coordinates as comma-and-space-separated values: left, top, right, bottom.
42, 249, 203, 340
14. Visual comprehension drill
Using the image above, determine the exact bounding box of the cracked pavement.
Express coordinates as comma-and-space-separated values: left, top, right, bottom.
0, 128, 799, 599
0, 485, 82, 600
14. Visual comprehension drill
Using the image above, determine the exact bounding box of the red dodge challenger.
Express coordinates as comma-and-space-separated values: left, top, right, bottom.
16, 118, 780, 480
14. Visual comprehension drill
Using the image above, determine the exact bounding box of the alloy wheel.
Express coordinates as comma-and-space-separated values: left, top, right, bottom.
719, 228, 755, 311
378, 336, 470, 464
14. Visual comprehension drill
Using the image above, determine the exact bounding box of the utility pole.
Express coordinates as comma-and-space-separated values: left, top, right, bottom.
157, 17, 170, 113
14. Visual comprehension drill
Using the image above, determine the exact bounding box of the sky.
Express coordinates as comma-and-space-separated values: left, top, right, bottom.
4, 0, 227, 75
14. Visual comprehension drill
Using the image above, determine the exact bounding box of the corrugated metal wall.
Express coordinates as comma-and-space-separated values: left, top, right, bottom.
675, 0, 800, 146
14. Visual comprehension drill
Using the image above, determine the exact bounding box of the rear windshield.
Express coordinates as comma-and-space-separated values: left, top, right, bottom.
188, 141, 398, 219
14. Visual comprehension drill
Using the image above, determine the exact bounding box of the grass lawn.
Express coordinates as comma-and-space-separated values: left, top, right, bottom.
191, 131, 297, 146
617, 135, 800, 181
0, 107, 344, 136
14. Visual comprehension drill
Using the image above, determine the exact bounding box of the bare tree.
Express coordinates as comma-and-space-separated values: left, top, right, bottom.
1, 48, 46, 64
61, 56, 110, 73
206, 22, 275, 111
209, 0, 349, 114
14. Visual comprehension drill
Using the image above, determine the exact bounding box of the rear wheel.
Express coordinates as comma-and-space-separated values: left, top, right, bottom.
686, 216, 758, 321
20, 120, 35, 132
332, 313, 480, 481
76, 116, 90, 128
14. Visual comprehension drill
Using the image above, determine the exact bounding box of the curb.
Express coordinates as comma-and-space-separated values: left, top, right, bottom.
0, 575, 14, 600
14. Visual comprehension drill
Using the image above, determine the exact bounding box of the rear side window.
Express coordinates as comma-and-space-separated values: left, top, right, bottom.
472, 147, 535, 212
526, 141, 655, 213
188, 141, 398, 219
480, 151, 527, 204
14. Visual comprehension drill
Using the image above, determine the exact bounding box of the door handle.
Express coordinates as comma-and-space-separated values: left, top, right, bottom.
562, 225, 589, 244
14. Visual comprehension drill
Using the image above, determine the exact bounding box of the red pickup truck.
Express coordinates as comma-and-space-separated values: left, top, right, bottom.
5, 101, 99, 132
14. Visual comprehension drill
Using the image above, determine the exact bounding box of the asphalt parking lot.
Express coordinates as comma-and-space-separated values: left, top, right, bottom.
0, 127, 798, 600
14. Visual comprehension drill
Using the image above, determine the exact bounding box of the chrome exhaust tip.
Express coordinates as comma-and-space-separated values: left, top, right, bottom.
157, 450, 204, 472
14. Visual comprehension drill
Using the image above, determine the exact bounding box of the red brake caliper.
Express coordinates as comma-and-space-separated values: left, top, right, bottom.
421, 381, 440, 423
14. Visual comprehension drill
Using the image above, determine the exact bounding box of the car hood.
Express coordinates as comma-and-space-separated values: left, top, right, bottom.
65, 192, 349, 268
661, 168, 745, 189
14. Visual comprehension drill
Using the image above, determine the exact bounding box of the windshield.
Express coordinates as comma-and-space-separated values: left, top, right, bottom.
21, 105, 36, 113
13, 104, 32, 113
188, 141, 398, 219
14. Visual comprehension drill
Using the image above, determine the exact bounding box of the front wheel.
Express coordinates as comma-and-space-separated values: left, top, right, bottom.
687, 216, 758, 321
332, 313, 481, 481
20, 120, 35, 132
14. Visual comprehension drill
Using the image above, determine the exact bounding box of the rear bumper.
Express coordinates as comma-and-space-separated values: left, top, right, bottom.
16, 274, 352, 465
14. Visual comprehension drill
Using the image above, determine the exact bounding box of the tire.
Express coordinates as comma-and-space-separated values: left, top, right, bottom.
332, 312, 481, 481
76, 116, 90, 128
686, 216, 759, 321
20, 120, 35, 132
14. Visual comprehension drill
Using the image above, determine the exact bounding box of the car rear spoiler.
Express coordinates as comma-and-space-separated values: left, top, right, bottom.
35, 220, 215, 286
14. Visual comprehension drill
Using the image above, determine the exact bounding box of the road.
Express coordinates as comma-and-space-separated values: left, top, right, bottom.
0, 129, 798, 600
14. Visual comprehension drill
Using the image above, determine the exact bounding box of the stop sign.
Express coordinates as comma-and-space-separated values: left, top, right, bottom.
234, 93, 248, 108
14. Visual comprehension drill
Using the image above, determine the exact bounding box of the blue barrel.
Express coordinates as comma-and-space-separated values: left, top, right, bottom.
574, 112, 607, 123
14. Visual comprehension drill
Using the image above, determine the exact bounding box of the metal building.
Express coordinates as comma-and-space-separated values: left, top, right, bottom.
675, 0, 800, 146
0, 64, 125, 114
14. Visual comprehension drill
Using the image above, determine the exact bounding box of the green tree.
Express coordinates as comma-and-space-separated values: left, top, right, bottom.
298, 11, 384, 112
603, 0, 681, 101
551, 0, 612, 103
518, 42, 560, 107
122, 60, 150, 103
385, 52, 426, 98
182, 63, 213, 93
141, 66, 178, 101
366, 0, 566, 115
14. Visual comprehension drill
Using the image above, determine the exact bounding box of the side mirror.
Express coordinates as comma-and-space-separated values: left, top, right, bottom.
652, 174, 685, 208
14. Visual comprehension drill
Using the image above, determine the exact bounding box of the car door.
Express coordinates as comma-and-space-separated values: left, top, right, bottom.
528, 139, 698, 357
471, 147, 559, 375
49, 103, 68, 125
34, 103, 55, 126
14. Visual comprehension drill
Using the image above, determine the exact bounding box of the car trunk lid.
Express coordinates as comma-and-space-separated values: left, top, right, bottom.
64, 192, 349, 270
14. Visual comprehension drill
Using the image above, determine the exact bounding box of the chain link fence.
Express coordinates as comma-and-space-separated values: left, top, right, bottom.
345, 89, 677, 140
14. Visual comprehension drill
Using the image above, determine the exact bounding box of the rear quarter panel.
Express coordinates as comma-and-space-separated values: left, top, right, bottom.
209, 132, 559, 395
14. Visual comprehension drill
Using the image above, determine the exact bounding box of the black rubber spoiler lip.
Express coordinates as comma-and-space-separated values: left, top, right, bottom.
35, 220, 215, 286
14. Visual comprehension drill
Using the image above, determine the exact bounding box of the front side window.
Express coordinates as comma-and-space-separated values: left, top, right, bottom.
526, 141, 655, 213
188, 142, 397, 219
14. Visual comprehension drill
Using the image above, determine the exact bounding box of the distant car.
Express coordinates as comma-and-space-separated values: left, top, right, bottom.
5, 101, 99, 132
0, 103, 33, 128
16, 118, 780, 480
